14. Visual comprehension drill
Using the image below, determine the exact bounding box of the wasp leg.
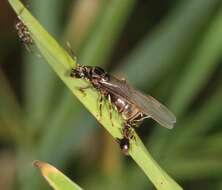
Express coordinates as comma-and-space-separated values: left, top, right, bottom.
79, 85, 91, 92
75, 85, 91, 96
107, 94, 114, 127
98, 94, 104, 120
128, 113, 148, 127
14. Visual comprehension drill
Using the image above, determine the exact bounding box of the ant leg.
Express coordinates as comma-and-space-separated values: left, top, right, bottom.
130, 129, 137, 146
126, 124, 134, 138
107, 94, 114, 127
115, 138, 121, 144
123, 123, 137, 144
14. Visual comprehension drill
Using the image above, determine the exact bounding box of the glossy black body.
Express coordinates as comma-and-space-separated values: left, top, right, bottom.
118, 137, 130, 155
118, 124, 135, 155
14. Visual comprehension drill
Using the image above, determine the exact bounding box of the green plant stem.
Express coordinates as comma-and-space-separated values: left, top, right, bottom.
8, 0, 182, 189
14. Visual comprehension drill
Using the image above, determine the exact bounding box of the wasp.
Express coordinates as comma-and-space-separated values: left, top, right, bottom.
70, 65, 176, 155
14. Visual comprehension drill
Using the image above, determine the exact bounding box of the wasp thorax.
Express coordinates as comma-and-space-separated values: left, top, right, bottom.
91, 67, 109, 82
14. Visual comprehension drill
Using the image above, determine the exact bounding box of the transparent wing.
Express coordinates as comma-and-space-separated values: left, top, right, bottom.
130, 93, 176, 129
100, 76, 176, 129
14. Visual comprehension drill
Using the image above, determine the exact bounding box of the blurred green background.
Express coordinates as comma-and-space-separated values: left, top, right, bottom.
1, 0, 222, 189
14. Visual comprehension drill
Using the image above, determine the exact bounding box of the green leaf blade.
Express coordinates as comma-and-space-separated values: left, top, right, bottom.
33, 160, 83, 190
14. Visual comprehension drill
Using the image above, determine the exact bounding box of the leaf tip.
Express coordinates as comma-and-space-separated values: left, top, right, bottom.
32, 160, 45, 168
33, 160, 57, 176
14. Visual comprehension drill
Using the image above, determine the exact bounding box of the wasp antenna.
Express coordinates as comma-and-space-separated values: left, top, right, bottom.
66, 41, 71, 49
65, 41, 78, 62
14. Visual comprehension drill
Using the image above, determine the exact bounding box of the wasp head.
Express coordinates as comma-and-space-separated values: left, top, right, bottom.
70, 65, 90, 79
70, 65, 108, 83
